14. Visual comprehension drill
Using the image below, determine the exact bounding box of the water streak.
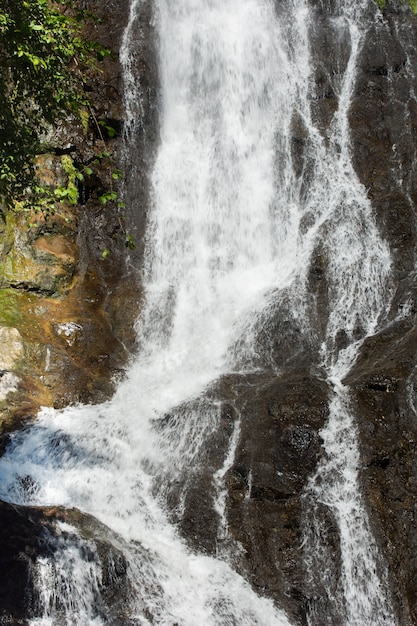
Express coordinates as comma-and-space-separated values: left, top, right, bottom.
300, 3, 396, 624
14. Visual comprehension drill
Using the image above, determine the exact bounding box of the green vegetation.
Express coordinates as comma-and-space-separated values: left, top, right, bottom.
0, 0, 109, 206
377, 0, 417, 13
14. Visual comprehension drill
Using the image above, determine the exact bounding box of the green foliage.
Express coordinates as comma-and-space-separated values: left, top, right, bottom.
99, 191, 118, 204
54, 154, 78, 204
0, 0, 110, 205
30, 151, 124, 214
0, 1, 135, 255
376, 0, 417, 12
98, 119, 117, 138
125, 234, 135, 250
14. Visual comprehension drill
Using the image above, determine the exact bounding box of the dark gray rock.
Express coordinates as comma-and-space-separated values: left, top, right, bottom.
345, 2, 417, 624
0, 501, 132, 625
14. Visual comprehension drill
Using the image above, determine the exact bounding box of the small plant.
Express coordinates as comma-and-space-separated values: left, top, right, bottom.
0, 0, 111, 206
0, 0, 135, 254
54, 155, 79, 205
376, 0, 417, 12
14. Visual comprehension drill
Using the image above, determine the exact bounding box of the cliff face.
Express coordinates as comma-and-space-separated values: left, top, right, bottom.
347, 4, 417, 624
0, 3, 140, 619
0, 0, 137, 438
1, 0, 417, 624
157, 2, 417, 624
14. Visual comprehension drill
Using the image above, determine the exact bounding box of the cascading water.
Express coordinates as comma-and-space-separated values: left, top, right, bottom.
0, 0, 401, 624
299, 4, 397, 624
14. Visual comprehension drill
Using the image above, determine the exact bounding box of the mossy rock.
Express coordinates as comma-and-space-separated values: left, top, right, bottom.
0, 210, 78, 295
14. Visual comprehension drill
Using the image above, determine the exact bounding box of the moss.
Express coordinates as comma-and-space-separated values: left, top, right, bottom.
0, 289, 26, 328
0, 208, 78, 295
377, 0, 417, 12
0, 289, 51, 342
1, 252, 68, 294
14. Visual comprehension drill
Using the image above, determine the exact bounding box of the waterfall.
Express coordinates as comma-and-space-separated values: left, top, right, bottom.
0, 0, 400, 624
298, 3, 396, 624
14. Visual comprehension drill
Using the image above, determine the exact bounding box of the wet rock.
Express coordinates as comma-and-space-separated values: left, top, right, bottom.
224, 372, 328, 624
167, 370, 329, 625
0, 0, 147, 433
349, 2, 417, 300
308, 3, 352, 134
342, 4, 417, 623
342, 318, 417, 625
0, 500, 135, 625
344, 319, 417, 388
119, 0, 160, 266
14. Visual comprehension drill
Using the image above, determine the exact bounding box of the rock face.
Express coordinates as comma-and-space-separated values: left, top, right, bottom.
157, 1, 417, 624
345, 5, 417, 623
0, 501, 132, 625
0, 0, 139, 432
0, 1, 163, 622
223, 372, 328, 624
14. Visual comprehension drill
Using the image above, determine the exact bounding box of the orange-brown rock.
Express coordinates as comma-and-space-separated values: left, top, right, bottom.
0, 0, 140, 434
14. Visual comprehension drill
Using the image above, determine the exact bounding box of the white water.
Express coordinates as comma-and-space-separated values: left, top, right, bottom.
300, 3, 396, 624
0, 0, 399, 624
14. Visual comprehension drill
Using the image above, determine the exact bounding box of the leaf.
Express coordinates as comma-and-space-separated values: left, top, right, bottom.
125, 234, 135, 250
99, 191, 118, 204
0, 0, 112, 207
112, 169, 123, 180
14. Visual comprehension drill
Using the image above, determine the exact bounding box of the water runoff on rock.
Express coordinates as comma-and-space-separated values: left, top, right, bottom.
0, 0, 399, 624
